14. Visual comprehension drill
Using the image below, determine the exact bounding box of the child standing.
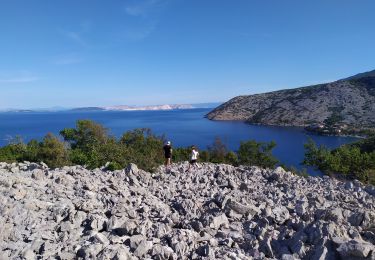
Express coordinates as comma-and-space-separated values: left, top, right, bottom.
187, 146, 199, 172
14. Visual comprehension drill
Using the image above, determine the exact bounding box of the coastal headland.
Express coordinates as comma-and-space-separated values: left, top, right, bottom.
207, 70, 375, 136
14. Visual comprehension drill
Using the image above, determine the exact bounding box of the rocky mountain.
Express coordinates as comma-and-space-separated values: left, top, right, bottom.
206, 70, 375, 130
1, 161, 375, 259
345, 69, 375, 80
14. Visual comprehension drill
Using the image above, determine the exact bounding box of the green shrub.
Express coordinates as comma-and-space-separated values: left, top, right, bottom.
24, 139, 40, 162
61, 120, 126, 169
172, 138, 239, 165
38, 133, 70, 168
173, 147, 191, 162
349, 135, 375, 153
303, 138, 375, 185
0, 136, 26, 162
105, 161, 122, 171
363, 169, 375, 185
68, 148, 88, 166
225, 151, 238, 166
303, 139, 334, 173
120, 128, 165, 171
0, 145, 23, 162
237, 140, 278, 168
60, 120, 109, 152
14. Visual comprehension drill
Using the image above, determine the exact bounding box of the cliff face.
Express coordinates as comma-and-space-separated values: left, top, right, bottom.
1, 161, 375, 259
207, 71, 375, 129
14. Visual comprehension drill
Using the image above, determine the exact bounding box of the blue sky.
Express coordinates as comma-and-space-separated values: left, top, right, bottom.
0, 0, 374, 109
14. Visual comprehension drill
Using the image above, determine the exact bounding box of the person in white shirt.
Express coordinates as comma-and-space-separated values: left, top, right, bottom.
187, 146, 199, 172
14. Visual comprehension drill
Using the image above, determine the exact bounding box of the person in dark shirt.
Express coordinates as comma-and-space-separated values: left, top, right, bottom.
163, 141, 172, 170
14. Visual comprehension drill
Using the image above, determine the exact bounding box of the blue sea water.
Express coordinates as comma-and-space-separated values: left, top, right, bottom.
0, 108, 358, 175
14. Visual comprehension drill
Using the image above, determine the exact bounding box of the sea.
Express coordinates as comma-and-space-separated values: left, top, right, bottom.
0, 108, 358, 176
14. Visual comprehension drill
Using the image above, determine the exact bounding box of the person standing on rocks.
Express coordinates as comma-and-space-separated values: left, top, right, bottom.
163, 141, 173, 171
187, 145, 199, 172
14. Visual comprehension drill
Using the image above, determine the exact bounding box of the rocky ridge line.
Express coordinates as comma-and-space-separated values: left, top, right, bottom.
206, 74, 375, 130
0, 161, 375, 259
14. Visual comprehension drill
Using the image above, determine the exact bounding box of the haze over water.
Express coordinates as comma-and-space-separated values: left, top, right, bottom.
0, 109, 358, 175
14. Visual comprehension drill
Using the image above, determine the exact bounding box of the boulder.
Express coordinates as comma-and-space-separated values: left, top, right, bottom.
226, 199, 260, 216
125, 163, 139, 175
210, 214, 229, 229
336, 239, 374, 258
272, 206, 290, 224
31, 169, 45, 180
91, 233, 110, 245
133, 240, 153, 258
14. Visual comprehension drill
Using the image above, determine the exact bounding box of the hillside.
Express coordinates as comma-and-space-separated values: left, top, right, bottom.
1, 162, 375, 259
206, 70, 375, 131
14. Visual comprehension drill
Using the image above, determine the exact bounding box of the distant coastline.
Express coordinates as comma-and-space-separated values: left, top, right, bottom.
1, 102, 222, 113
102, 104, 194, 111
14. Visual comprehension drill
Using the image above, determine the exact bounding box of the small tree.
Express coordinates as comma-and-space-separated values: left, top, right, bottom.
24, 139, 40, 162
38, 133, 70, 168
60, 120, 109, 152
120, 128, 165, 171
303, 138, 332, 172
225, 151, 238, 166
60, 120, 121, 169
238, 140, 278, 168
208, 137, 228, 163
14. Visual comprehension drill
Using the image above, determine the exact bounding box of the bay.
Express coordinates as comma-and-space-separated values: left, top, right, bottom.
0, 108, 358, 175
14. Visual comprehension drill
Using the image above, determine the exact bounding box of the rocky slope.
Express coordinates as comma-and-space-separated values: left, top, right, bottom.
1, 161, 375, 259
206, 70, 375, 130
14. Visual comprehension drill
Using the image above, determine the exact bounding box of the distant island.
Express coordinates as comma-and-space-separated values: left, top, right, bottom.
70, 107, 106, 111
103, 104, 194, 111
71, 103, 223, 112
2, 103, 221, 113
71, 104, 208, 111
207, 69, 375, 136
3, 109, 35, 113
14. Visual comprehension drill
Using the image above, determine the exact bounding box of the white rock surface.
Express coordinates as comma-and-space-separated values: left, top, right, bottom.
0, 161, 374, 259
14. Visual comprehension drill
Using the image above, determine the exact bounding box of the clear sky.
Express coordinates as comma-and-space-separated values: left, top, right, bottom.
1, 0, 374, 109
